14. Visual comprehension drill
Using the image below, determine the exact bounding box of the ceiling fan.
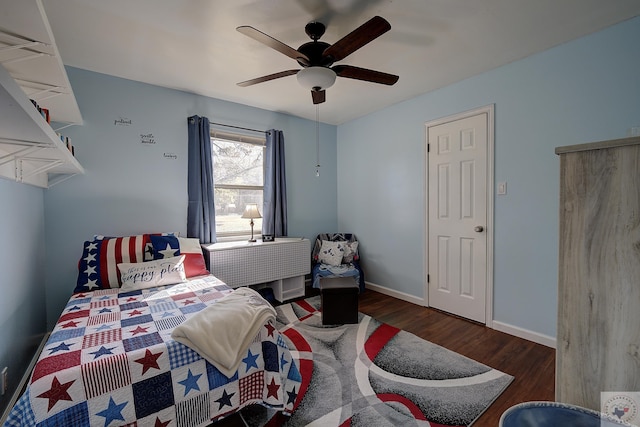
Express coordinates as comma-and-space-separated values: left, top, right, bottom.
236, 16, 399, 104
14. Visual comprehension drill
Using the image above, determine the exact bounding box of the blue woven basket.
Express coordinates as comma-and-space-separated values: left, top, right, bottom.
500, 401, 635, 427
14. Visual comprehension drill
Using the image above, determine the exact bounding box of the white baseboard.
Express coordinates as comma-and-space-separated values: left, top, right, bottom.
364, 281, 426, 306
492, 320, 556, 348
365, 282, 556, 349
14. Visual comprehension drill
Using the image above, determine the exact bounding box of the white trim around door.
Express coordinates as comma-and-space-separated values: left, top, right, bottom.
424, 104, 495, 327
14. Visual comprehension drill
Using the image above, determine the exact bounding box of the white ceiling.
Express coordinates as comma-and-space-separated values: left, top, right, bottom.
41, 0, 640, 125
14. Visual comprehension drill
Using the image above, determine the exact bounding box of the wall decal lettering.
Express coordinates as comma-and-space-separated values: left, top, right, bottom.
114, 117, 132, 126
140, 133, 156, 145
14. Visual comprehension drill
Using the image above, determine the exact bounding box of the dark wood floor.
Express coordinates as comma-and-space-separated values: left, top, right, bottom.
357, 289, 556, 426
218, 288, 556, 426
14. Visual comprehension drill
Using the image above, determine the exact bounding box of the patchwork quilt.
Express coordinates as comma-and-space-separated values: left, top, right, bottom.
4, 276, 302, 427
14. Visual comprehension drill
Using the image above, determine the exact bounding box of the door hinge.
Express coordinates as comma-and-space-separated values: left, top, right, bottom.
427, 143, 430, 153
427, 274, 430, 283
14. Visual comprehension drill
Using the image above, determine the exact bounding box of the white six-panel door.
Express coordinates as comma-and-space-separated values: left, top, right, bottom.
427, 112, 489, 323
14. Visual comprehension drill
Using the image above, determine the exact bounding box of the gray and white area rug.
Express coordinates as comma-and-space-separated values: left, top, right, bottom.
241, 296, 513, 426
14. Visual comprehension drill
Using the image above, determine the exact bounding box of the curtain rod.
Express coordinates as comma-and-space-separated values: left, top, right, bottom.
210, 122, 265, 134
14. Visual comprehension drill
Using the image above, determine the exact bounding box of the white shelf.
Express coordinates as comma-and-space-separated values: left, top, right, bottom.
0, 62, 83, 187
269, 276, 306, 303
0, 0, 84, 188
0, 0, 82, 124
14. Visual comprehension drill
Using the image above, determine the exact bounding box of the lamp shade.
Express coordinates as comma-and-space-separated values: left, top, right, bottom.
241, 203, 262, 219
297, 66, 337, 90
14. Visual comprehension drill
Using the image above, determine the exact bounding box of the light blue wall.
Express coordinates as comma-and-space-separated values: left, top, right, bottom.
4, 18, 638, 391
0, 180, 47, 415
43, 68, 338, 327
337, 16, 640, 338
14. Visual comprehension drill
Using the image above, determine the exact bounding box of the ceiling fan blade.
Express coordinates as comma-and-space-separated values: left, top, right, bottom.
333, 65, 399, 85
312, 89, 326, 104
237, 26, 310, 66
323, 16, 391, 62
237, 69, 300, 87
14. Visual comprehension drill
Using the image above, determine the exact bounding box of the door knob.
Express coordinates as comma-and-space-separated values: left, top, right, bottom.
474, 226, 484, 232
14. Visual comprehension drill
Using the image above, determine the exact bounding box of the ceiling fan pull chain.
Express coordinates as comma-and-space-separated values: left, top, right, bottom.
315, 104, 320, 177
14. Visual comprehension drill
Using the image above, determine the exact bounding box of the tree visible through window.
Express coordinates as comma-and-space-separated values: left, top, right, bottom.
212, 134, 264, 237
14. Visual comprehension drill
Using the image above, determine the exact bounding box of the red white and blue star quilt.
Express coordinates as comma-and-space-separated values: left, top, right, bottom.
4, 276, 301, 427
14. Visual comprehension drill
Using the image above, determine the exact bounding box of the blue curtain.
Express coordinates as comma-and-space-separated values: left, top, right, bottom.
187, 115, 216, 243
263, 129, 288, 237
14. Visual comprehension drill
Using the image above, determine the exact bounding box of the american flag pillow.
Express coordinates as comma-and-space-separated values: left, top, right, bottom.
75, 234, 158, 293
150, 235, 209, 278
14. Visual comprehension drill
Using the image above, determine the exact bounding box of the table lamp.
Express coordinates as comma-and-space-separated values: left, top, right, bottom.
241, 203, 262, 242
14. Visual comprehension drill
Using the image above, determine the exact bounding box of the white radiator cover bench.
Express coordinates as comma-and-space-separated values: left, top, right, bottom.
201, 238, 310, 302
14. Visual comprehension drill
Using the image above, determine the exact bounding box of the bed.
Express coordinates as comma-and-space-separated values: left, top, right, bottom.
4, 233, 302, 427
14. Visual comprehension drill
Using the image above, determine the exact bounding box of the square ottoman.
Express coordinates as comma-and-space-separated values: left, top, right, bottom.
319, 276, 359, 325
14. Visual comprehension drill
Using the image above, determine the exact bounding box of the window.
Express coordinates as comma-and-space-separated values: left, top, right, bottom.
211, 130, 265, 237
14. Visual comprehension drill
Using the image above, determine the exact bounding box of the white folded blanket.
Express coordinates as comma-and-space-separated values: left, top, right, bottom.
171, 287, 277, 377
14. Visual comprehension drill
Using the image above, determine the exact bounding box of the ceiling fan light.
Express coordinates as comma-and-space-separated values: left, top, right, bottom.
297, 66, 336, 90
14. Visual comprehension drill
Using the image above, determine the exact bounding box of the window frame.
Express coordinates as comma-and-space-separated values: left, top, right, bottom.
210, 129, 266, 239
